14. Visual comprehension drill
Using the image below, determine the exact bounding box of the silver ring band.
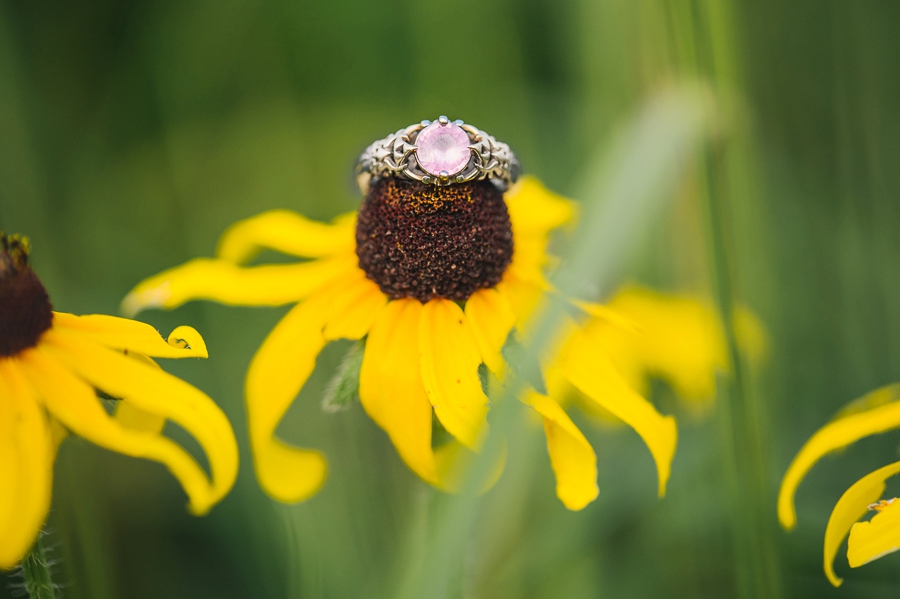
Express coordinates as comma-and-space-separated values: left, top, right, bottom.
356, 116, 520, 194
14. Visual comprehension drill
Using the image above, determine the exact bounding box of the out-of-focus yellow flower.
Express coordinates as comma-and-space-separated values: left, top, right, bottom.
523, 285, 765, 508
0, 234, 238, 569
778, 384, 900, 586
577, 286, 766, 417
124, 176, 689, 511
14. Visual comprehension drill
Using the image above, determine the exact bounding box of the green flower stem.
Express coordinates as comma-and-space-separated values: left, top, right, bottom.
702, 145, 781, 599
686, 3, 783, 596
22, 534, 56, 599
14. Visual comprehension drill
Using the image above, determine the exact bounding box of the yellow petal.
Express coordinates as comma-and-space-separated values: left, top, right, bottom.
419, 299, 490, 449
847, 476, 900, 568
18, 347, 219, 515
113, 346, 168, 434
216, 210, 356, 264
507, 237, 552, 286
0, 360, 53, 570
559, 329, 677, 496
778, 384, 900, 530
526, 392, 598, 510
465, 288, 516, 374
848, 494, 900, 569
121, 255, 357, 316
820, 462, 900, 586
244, 293, 334, 503
505, 176, 575, 235
115, 401, 167, 435
496, 274, 545, 330
601, 286, 727, 404
49, 417, 68, 455
39, 327, 238, 511
52, 313, 208, 359
323, 273, 387, 341
359, 299, 437, 484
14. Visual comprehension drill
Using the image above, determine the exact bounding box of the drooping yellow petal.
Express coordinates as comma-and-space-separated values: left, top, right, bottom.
507, 237, 552, 286
52, 313, 208, 359
500, 178, 574, 296
505, 176, 576, 235
846, 474, 900, 571
244, 292, 334, 503
39, 327, 238, 510
848, 500, 900, 570
419, 299, 490, 449
121, 254, 357, 316
216, 210, 356, 264
819, 462, 900, 586
559, 329, 677, 496
465, 288, 516, 374
18, 347, 219, 515
359, 299, 437, 484
778, 384, 900, 530
0, 360, 53, 570
322, 272, 387, 342
600, 286, 728, 404
526, 392, 598, 510
115, 401, 167, 435
109, 333, 169, 434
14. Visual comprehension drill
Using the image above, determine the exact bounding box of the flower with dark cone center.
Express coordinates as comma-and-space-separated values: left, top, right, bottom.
356, 178, 514, 302
0, 234, 53, 357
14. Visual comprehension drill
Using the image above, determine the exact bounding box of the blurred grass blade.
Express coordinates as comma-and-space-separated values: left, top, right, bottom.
562, 83, 714, 299
395, 84, 714, 599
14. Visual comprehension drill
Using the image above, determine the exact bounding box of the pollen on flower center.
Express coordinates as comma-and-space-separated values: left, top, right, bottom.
355, 178, 513, 302
0, 234, 53, 357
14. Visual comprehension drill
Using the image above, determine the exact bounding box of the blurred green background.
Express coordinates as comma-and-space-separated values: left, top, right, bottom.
2, 0, 900, 597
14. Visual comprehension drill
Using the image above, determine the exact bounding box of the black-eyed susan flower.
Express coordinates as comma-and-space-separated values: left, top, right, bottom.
0, 234, 238, 569
123, 170, 698, 511
778, 383, 900, 586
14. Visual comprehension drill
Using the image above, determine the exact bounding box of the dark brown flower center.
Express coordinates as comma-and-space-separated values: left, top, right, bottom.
0, 235, 53, 357
356, 178, 513, 302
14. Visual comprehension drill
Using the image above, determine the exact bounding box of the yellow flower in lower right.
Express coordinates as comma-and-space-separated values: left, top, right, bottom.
778, 383, 900, 586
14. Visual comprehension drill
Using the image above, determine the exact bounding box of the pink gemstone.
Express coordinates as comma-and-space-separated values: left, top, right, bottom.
415, 122, 471, 176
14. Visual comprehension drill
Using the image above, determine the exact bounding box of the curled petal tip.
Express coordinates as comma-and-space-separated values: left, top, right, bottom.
779, 510, 797, 531
777, 487, 798, 530
257, 448, 329, 504
167, 326, 209, 359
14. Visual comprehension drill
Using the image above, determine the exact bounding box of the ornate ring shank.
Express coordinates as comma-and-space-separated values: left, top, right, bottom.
355, 118, 520, 195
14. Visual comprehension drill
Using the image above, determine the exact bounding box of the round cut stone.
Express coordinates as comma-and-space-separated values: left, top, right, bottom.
415, 122, 471, 176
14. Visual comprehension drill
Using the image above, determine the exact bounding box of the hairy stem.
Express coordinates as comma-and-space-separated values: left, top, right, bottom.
21, 534, 56, 599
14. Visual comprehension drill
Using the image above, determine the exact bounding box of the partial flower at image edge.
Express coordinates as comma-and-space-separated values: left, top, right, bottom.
779, 383, 900, 586
0, 233, 239, 569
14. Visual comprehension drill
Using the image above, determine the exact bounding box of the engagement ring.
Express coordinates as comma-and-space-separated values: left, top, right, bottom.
356, 116, 520, 194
